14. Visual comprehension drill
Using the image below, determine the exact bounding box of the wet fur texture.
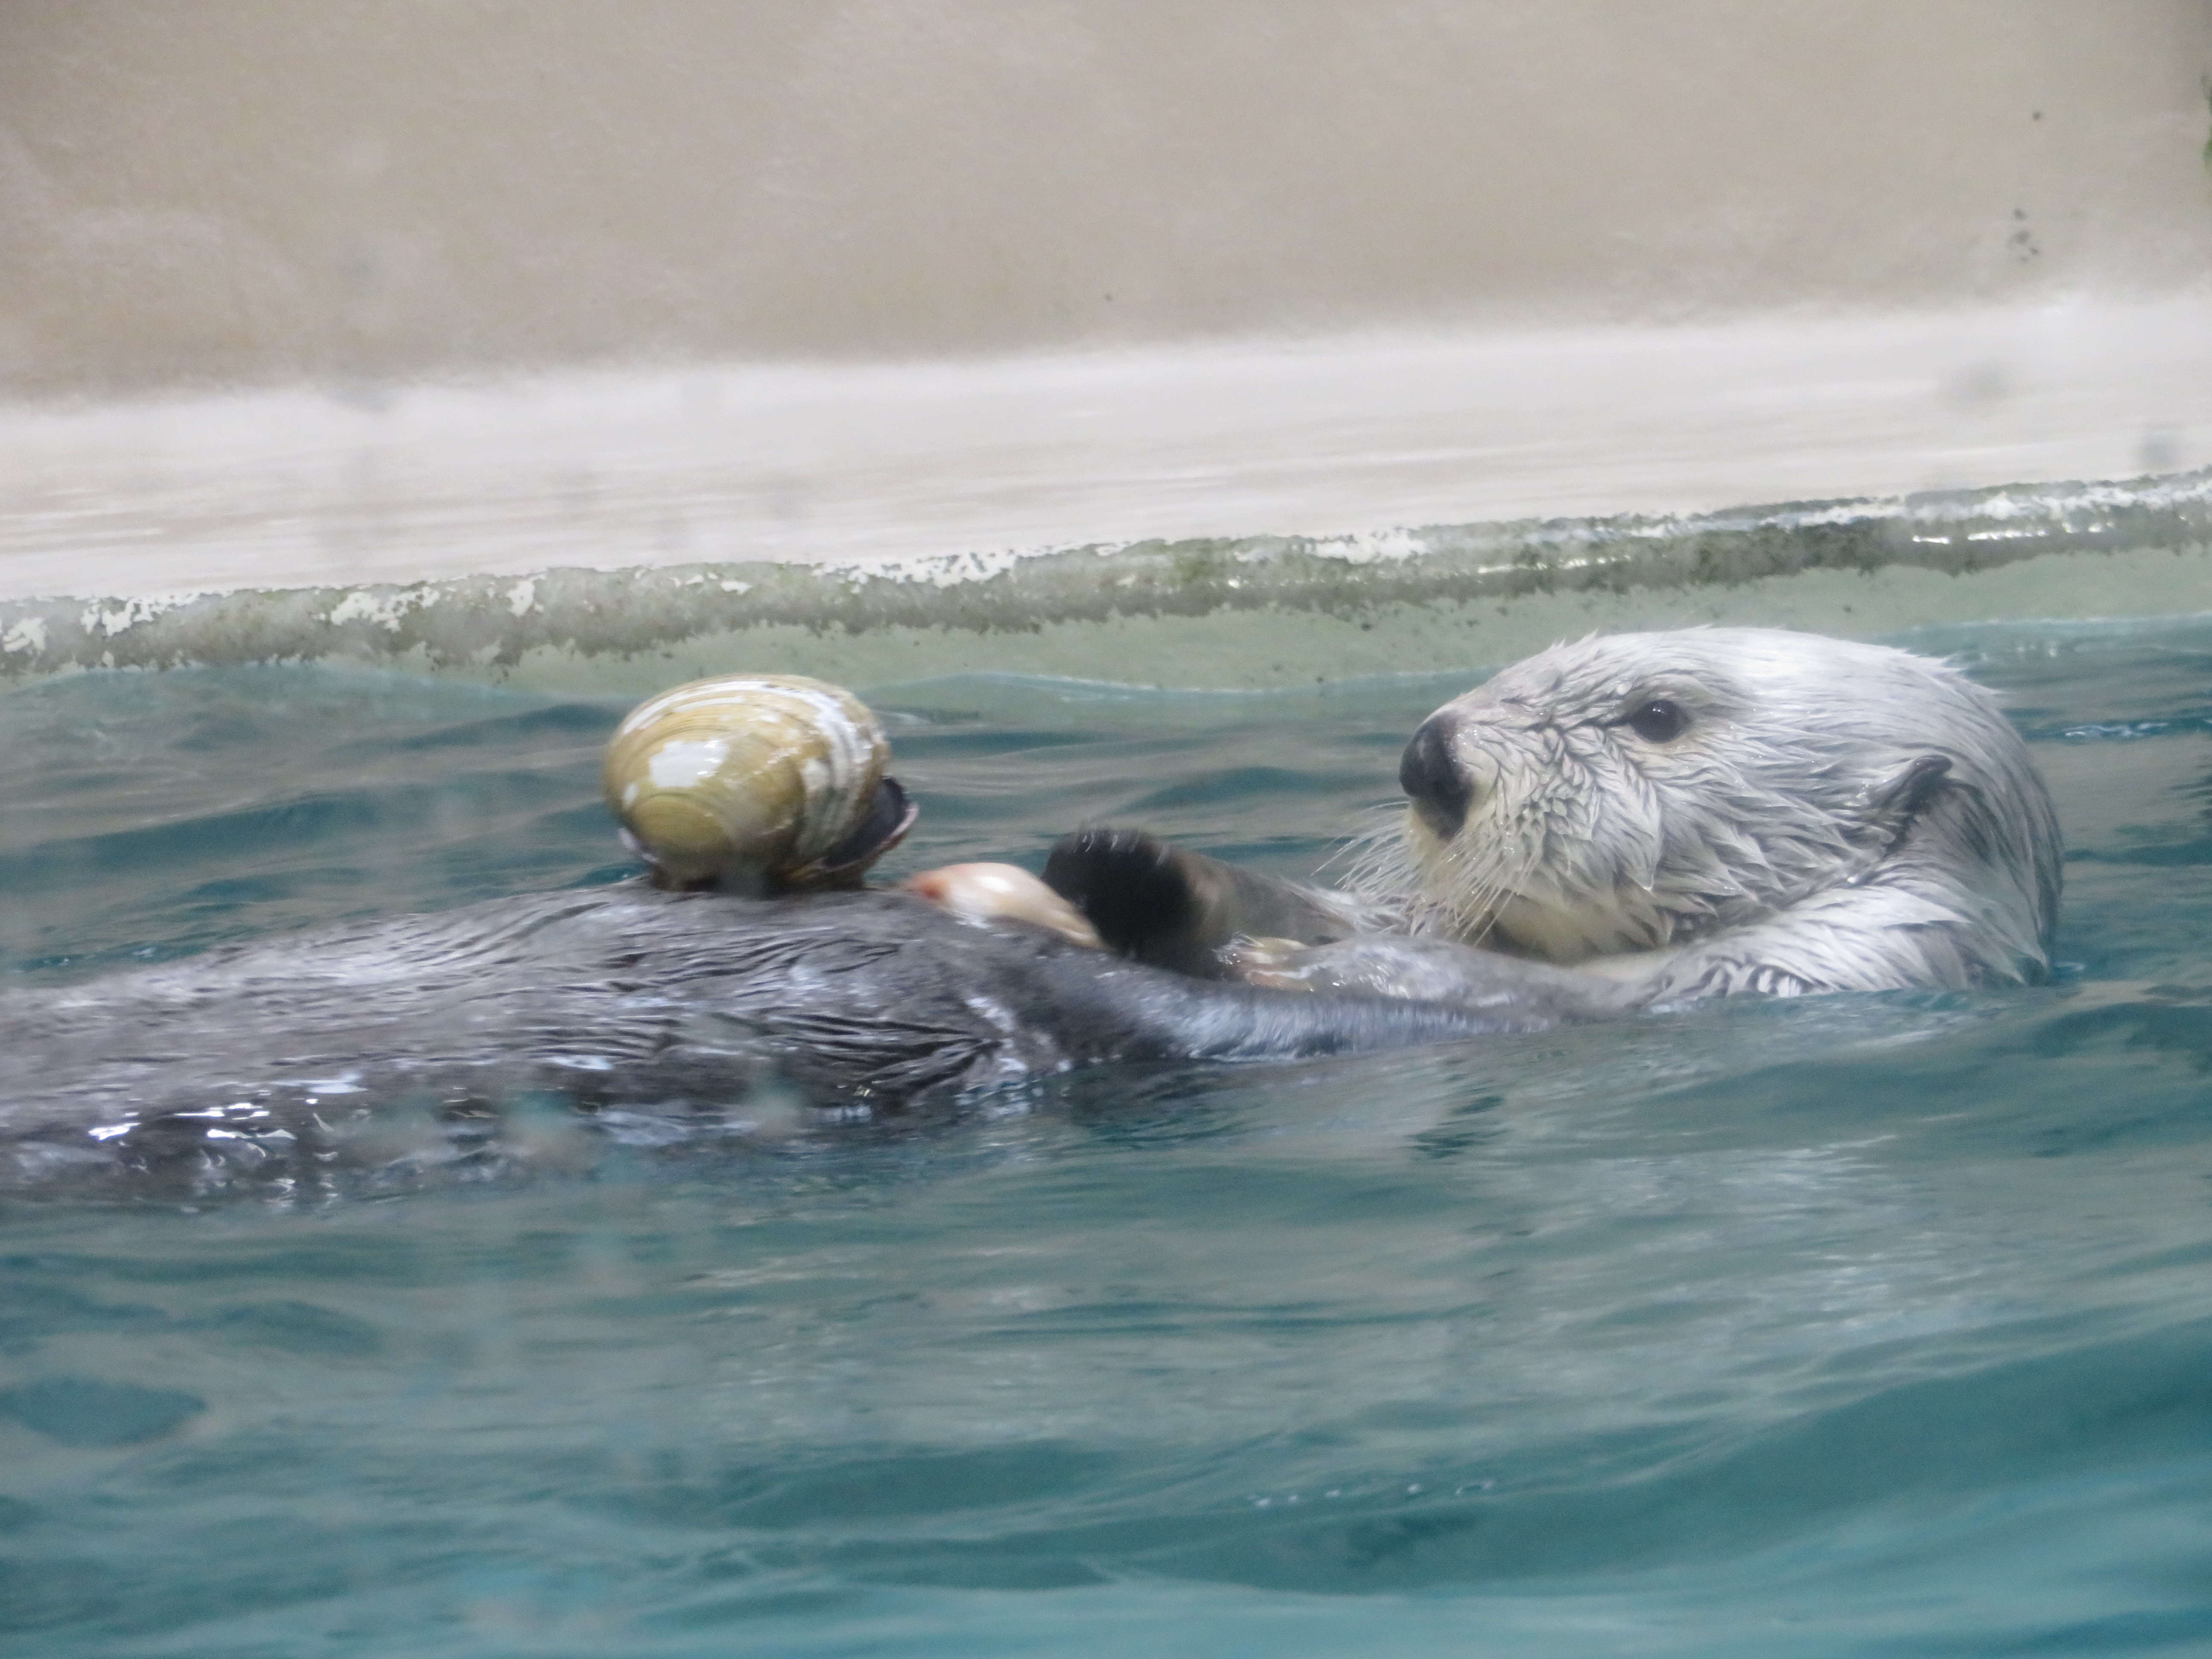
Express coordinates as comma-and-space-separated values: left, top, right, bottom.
0, 885, 1542, 1185
1348, 629, 2062, 1001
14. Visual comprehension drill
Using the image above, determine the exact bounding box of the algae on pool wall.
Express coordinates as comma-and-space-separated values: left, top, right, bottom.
3, 472, 2209, 693
596, 544, 2212, 697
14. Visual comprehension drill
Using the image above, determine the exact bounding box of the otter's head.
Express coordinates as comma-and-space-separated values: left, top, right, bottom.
1376, 629, 2061, 968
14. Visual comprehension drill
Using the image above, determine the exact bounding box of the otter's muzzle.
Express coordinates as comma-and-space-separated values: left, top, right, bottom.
1400, 712, 1475, 839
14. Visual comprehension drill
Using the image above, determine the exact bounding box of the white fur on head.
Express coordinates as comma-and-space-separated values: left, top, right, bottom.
1351, 629, 2062, 997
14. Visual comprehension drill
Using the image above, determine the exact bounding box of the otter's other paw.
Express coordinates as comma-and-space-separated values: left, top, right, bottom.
1220, 935, 1325, 992
1228, 934, 1644, 1021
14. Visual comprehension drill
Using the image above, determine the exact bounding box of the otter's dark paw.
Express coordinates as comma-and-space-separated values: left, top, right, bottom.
1042, 827, 1209, 972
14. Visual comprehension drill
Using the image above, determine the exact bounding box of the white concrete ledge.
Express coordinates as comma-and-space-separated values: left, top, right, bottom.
4, 300, 2209, 609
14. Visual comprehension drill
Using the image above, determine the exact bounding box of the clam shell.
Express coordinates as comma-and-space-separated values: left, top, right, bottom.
603, 674, 900, 892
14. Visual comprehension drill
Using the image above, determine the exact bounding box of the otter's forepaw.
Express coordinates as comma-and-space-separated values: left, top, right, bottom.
1235, 935, 1642, 1021
1041, 827, 1201, 964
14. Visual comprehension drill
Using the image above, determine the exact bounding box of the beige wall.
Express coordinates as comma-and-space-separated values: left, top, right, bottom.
3, 1, 2209, 394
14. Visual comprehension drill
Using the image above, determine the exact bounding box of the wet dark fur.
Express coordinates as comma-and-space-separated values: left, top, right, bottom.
0, 884, 1545, 1183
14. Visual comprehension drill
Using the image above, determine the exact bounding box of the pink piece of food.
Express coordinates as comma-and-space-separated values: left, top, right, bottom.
901, 863, 1103, 949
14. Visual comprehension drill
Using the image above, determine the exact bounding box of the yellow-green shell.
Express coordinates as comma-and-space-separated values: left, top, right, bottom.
602, 674, 891, 891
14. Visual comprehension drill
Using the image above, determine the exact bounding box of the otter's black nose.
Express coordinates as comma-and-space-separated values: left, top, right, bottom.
1400, 713, 1473, 839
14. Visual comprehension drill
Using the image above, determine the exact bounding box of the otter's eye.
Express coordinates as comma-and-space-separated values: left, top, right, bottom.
1624, 699, 1689, 743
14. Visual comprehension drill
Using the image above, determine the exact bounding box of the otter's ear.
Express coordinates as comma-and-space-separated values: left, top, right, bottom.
1866, 754, 1952, 843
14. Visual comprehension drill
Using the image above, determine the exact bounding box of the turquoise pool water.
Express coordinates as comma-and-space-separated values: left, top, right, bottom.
5, 620, 2212, 1655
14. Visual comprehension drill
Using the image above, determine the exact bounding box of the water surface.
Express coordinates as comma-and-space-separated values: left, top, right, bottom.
5, 621, 2212, 1655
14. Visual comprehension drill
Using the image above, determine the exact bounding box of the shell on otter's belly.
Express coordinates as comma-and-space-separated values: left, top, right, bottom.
603, 674, 915, 893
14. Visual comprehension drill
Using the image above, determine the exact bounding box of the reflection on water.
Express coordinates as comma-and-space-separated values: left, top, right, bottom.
5, 619, 2212, 1654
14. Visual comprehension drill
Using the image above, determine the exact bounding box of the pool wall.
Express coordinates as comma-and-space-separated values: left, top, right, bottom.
3, 3, 2210, 686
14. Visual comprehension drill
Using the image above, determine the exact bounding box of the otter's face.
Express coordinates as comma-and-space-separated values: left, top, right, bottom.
1389, 632, 1936, 961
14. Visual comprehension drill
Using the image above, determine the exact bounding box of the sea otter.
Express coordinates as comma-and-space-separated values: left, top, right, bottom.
0, 632, 2058, 1186
1045, 629, 2062, 1009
